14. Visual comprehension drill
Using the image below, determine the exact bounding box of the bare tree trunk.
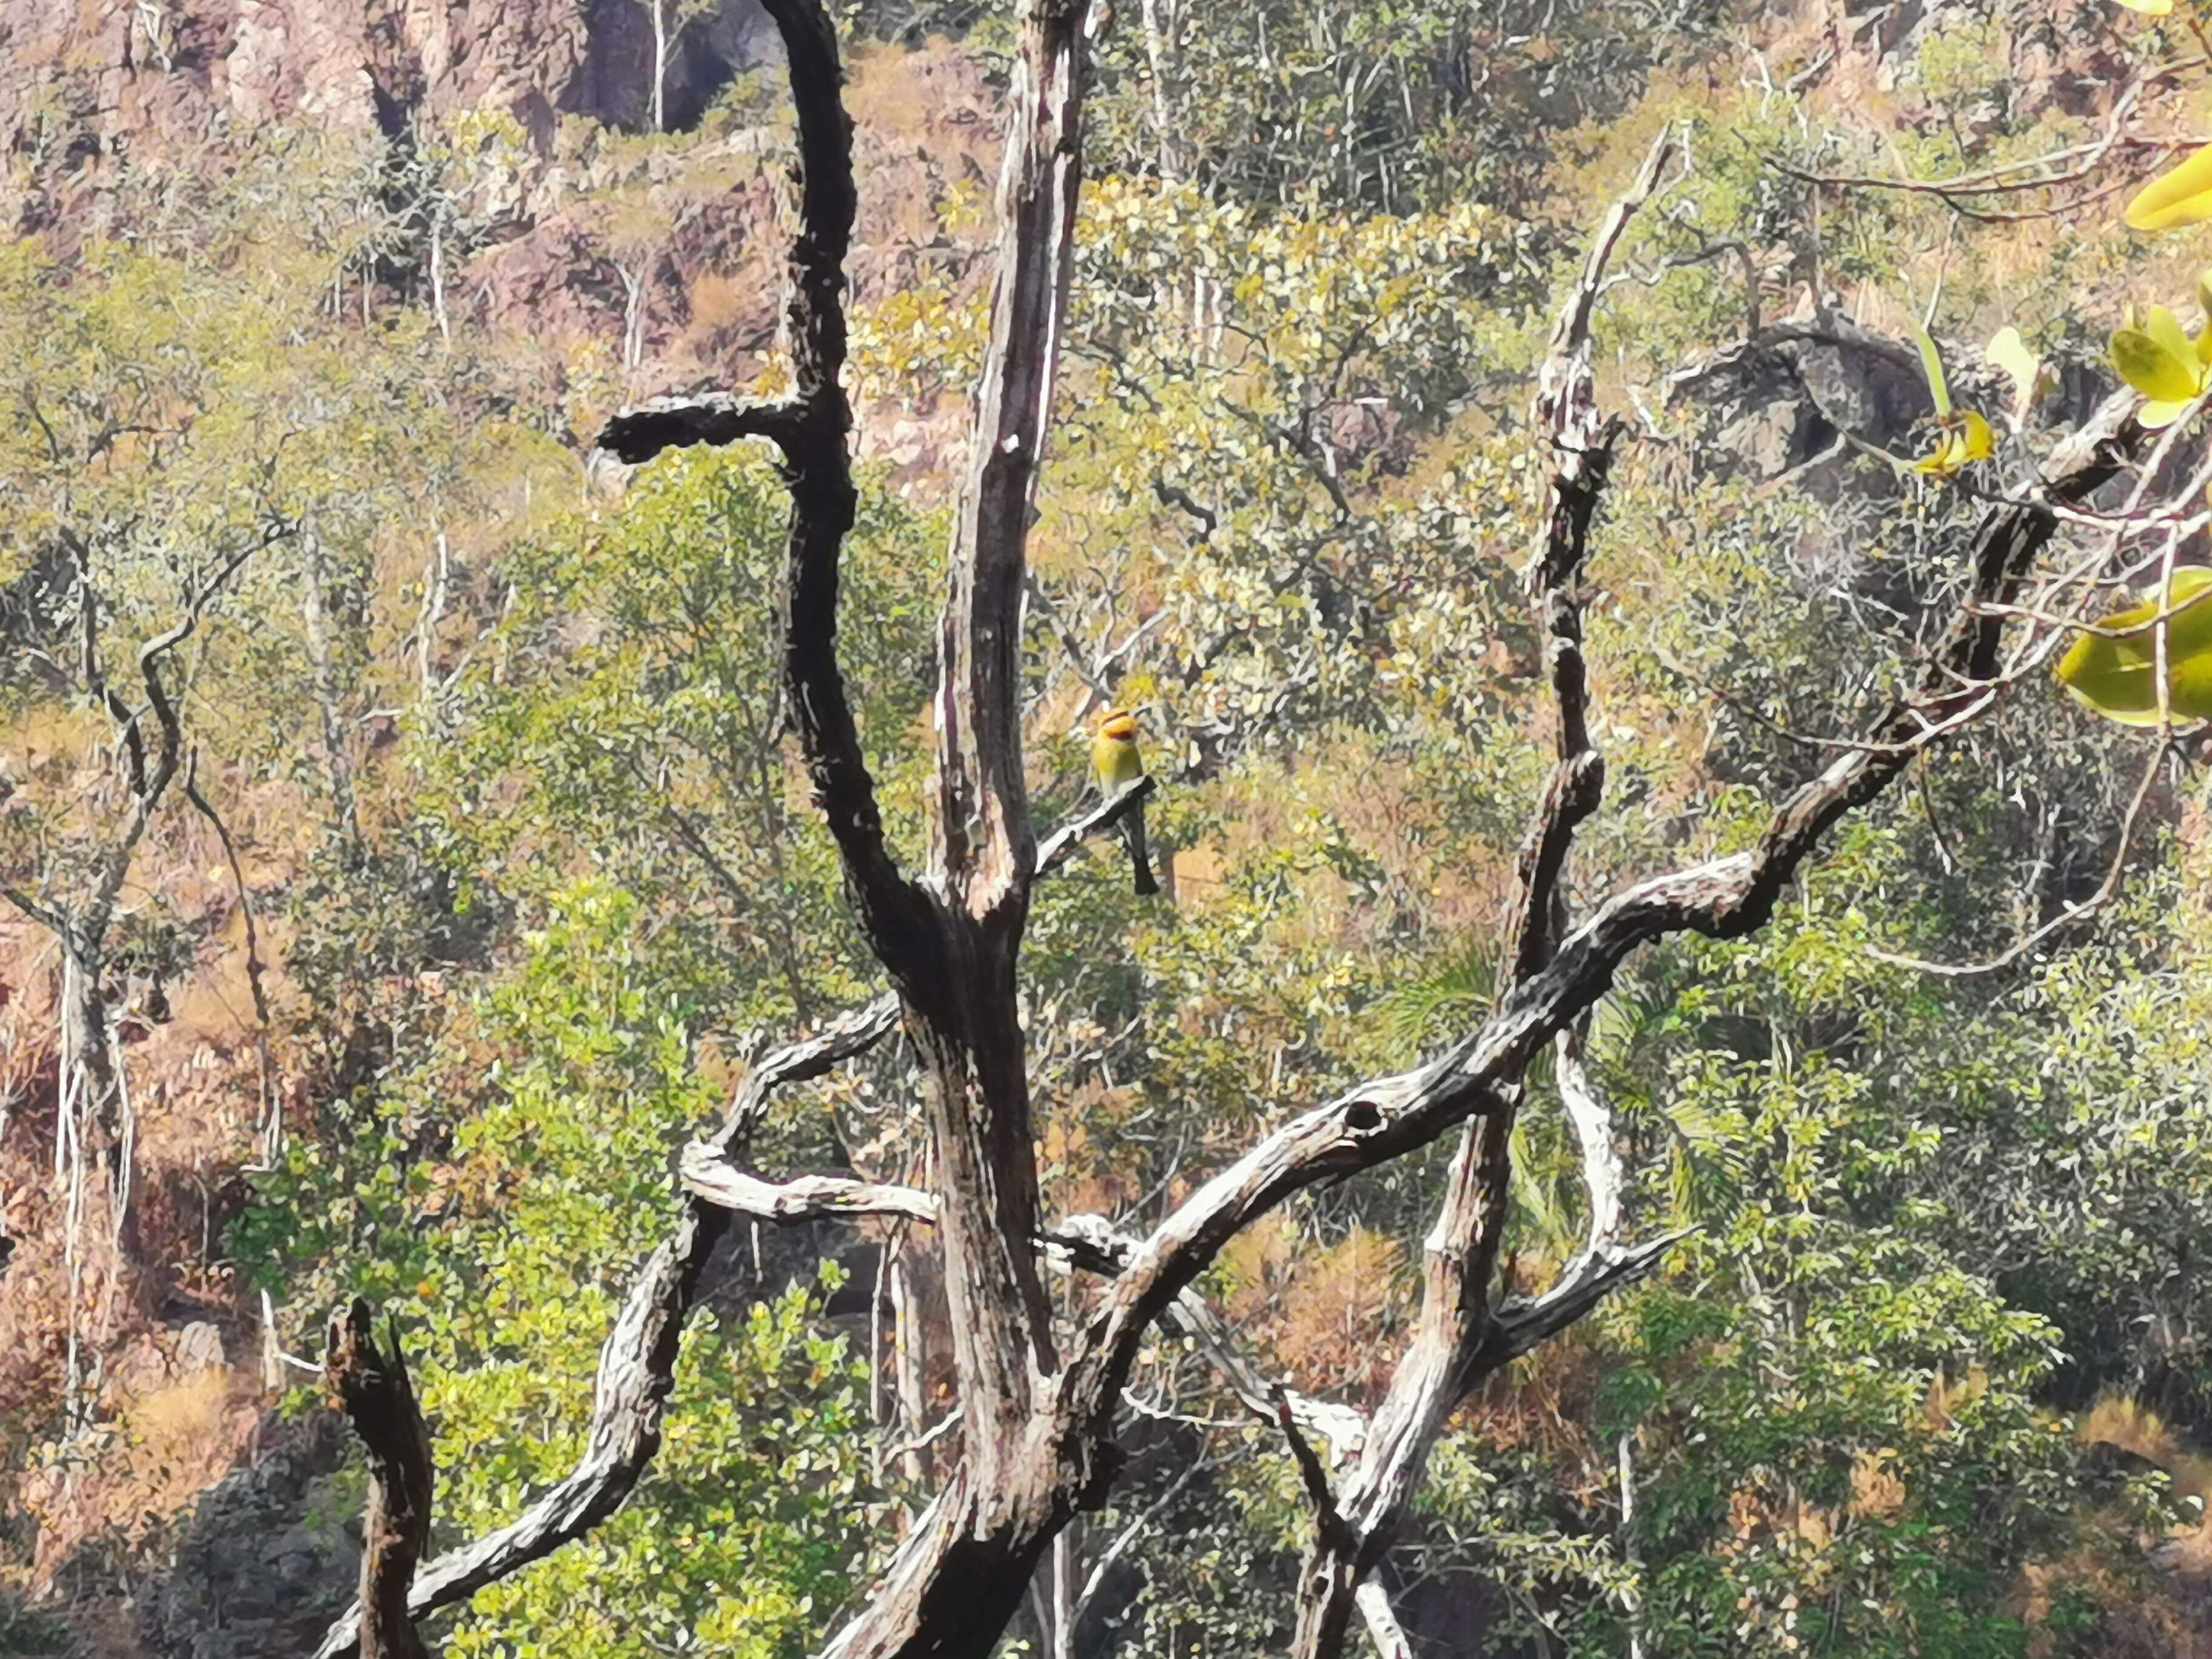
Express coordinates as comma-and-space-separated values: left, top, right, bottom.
585, 0, 1105, 1637
650, 0, 669, 133
184, 757, 278, 1164
56, 949, 112, 1429
814, 0, 1108, 1640
300, 531, 362, 859
1289, 1115, 1518, 1653
619, 263, 648, 374
134, 1, 173, 72
890, 1252, 931, 1484
326, 1300, 434, 1659
1289, 133, 1674, 1659
1137, 0, 1180, 183
417, 532, 450, 702
12, 532, 272, 1428
429, 207, 451, 347
1620, 1431, 1645, 1659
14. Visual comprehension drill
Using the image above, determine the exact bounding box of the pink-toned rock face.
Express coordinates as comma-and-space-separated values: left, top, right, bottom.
1, 1, 592, 229
0, 0, 993, 438
0, 0, 800, 166
223, 1, 370, 132
0, 1, 771, 216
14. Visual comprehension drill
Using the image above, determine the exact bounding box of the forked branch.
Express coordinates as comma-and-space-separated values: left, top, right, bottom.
1289, 128, 1674, 1656
333, 3, 2142, 1651
311, 786, 1153, 1659
1054, 346, 2139, 1591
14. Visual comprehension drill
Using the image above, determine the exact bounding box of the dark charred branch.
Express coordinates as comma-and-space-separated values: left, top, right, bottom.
1151, 477, 1219, 537
85, 526, 269, 943
1277, 1386, 1357, 1556
814, 4, 1108, 1649
748, 0, 930, 966
312, 1208, 722, 1659
310, 979, 906, 1659
597, 394, 804, 464
326, 1301, 434, 1659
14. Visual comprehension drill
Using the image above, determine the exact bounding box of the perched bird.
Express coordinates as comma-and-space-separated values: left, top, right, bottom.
1091, 708, 1161, 897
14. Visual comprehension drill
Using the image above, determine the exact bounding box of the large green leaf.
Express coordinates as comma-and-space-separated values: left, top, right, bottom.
2056, 566, 2212, 725
1912, 320, 1953, 417
2111, 320, 2202, 405
2126, 141, 2212, 232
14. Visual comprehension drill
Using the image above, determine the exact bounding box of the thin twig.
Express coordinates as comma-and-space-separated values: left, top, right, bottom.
1868, 741, 2165, 977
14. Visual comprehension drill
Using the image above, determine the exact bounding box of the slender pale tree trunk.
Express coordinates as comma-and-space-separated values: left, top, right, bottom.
1137, 0, 1179, 183
1620, 1431, 1646, 1659
618, 263, 647, 372
428, 207, 450, 347
651, 0, 669, 133
300, 531, 361, 859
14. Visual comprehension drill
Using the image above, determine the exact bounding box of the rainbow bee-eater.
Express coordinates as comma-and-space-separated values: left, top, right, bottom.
1091, 708, 1160, 896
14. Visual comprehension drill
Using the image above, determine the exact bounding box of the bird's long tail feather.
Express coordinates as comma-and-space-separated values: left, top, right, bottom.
1122, 806, 1161, 897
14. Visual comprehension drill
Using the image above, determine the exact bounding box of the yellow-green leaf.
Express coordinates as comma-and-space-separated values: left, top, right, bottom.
1987, 326, 2039, 417
1912, 320, 1952, 417
2117, 0, 2174, 13
1913, 412, 1992, 480
2111, 324, 2202, 403
2056, 566, 2212, 725
2125, 142, 2212, 232
1913, 434, 1962, 477
2147, 304, 2195, 369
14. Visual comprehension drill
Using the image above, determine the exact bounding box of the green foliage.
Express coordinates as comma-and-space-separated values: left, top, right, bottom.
414, 444, 940, 1031
0, 1590, 68, 1657
2056, 567, 2212, 724
238, 885, 880, 1651
1435, 809, 2212, 1655
1046, 178, 1542, 773
223, 416, 928, 1658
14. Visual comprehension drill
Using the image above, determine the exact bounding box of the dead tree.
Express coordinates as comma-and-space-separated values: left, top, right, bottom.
326, 1299, 436, 1659
314, 0, 2142, 1652
1285, 133, 1681, 1654
2, 525, 272, 1418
